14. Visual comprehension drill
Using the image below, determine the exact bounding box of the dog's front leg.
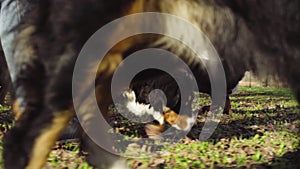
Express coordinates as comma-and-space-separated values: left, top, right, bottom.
2, 28, 73, 169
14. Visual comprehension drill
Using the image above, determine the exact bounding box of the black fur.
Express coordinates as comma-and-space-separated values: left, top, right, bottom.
0, 45, 11, 105
2, 0, 300, 168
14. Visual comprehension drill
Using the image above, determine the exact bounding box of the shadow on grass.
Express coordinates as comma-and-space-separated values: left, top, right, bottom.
188, 106, 299, 140
267, 149, 300, 169
183, 105, 300, 169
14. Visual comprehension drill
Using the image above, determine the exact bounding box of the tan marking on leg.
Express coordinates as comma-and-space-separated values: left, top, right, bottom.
98, 53, 123, 78
12, 100, 22, 120
145, 124, 164, 139
25, 110, 73, 169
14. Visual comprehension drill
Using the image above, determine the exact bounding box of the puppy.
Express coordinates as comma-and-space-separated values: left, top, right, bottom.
122, 88, 196, 140
3, 0, 299, 169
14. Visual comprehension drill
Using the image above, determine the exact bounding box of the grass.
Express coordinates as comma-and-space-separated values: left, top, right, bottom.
0, 86, 299, 168
126, 131, 299, 168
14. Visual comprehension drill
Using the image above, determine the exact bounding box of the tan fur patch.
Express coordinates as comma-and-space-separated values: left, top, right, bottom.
164, 110, 193, 130
126, 0, 144, 14
25, 110, 73, 169
98, 53, 123, 77
163, 110, 179, 125
145, 124, 164, 136
12, 100, 22, 120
